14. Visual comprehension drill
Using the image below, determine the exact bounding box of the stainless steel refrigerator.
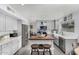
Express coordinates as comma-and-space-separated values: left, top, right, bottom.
22, 24, 28, 47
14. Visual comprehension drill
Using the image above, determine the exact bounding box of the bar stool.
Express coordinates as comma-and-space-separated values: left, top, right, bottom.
31, 44, 39, 55
38, 44, 44, 55
43, 44, 51, 55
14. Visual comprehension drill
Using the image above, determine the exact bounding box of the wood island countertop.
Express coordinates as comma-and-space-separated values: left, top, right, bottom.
29, 35, 55, 40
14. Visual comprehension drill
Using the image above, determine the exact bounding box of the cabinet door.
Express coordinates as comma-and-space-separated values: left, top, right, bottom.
17, 36, 22, 49
6, 16, 17, 32
2, 43, 8, 55
2, 42, 13, 55
0, 45, 2, 55
12, 39, 18, 53
0, 13, 5, 32
59, 37, 65, 52
54, 38, 59, 46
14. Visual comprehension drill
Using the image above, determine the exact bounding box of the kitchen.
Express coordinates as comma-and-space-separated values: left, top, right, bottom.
28, 12, 79, 54
0, 4, 79, 55
0, 4, 28, 55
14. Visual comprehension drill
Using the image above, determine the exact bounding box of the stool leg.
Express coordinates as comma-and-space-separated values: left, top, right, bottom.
43, 49, 45, 55
37, 49, 39, 55
43, 49, 52, 55
49, 49, 52, 55
31, 49, 39, 55
31, 49, 33, 55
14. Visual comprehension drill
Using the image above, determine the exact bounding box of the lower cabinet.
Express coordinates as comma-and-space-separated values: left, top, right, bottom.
54, 36, 77, 54
0, 46, 2, 54
54, 37, 59, 46
2, 43, 10, 55
59, 37, 65, 53
0, 36, 22, 55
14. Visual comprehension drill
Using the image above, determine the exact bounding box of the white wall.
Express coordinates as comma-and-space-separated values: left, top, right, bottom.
31, 20, 54, 35
57, 10, 79, 42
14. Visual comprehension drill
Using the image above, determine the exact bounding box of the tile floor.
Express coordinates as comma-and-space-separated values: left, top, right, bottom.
15, 44, 65, 55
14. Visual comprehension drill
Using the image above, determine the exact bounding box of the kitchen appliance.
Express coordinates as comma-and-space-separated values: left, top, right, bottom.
40, 26, 47, 30
10, 30, 18, 37
22, 24, 28, 47
10, 33, 18, 37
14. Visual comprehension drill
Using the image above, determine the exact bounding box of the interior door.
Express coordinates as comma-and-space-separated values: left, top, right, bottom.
22, 24, 28, 47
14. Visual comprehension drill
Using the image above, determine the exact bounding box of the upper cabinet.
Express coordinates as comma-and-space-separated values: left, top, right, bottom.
0, 13, 6, 32
5, 16, 17, 32
61, 14, 74, 32
0, 12, 18, 33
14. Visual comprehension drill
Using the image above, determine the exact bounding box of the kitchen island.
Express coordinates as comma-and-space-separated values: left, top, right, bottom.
29, 35, 54, 40
54, 33, 78, 54
28, 35, 55, 54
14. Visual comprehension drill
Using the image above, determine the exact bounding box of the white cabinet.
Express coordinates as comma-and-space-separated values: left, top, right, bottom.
54, 38, 59, 46
0, 13, 5, 32
0, 13, 18, 33
54, 36, 77, 54
0, 45, 2, 54
6, 16, 17, 32
2, 43, 11, 55
2, 42, 12, 55
11, 39, 19, 54
0, 36, 22, 55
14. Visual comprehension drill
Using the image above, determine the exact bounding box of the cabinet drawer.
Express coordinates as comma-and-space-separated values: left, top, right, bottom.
2, 43, 8, 49
2, 52, 13, 55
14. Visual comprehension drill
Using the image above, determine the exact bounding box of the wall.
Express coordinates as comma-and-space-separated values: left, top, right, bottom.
57, 10, 79, 42
31, 20, 54, 35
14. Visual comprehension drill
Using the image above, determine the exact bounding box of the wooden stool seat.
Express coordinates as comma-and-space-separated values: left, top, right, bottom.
31, 44, 39, 55
43, 44, 51, 49
31, 44, 39, 49
39, 44, 44, 49
31, 44, 52, 55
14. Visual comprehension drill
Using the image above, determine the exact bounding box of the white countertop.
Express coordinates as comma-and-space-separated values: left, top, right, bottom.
54, 32, 78, 39
0, 32, 9, 36
0, 36, 21, 45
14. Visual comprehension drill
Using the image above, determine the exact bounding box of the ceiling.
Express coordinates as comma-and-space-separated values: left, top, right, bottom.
10, 4, 79, 22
